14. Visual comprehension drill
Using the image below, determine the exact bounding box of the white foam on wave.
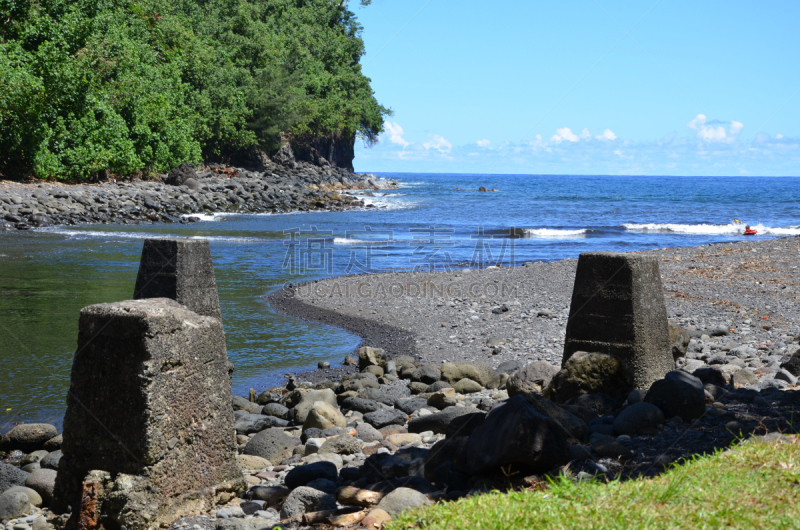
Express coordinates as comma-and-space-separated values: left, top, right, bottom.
350, 193, 416, 211
47, 228, 265, 243
623, 223, 800, 236
521, 228, 588, 238
332, 237, 398, 245
181, 212, 230, 222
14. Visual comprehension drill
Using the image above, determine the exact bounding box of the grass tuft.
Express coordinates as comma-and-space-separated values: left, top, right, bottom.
390, 437, 800, 530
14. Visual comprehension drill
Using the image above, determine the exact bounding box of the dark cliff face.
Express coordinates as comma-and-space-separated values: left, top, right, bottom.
226, 133, 356, 173
289, 134, 356, 172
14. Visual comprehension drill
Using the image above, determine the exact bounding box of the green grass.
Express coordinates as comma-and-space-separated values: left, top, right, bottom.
391, 437, 800, 529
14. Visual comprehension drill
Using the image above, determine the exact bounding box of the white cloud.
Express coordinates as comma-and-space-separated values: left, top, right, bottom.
551, 127, 579, 143
776, 133, 785, 139
597, 128, 617, 140
384, 121, 409, 147
686, 114, 744, 143
580, 128, 591, 139
687, 114, 707, 131
476, 139, 491, 147
422, 134, 453, 153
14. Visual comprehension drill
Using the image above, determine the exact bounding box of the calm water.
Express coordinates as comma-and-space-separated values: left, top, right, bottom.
2, 174, 799, 429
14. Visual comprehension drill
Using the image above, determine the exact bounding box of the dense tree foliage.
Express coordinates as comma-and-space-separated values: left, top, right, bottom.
0, 0, 388, 180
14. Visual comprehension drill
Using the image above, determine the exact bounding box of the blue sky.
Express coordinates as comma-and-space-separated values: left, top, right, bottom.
351, 1, 800, 176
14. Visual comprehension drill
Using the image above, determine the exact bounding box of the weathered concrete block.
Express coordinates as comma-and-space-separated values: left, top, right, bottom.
133, 238, 222, 320
53, 299, 244, 529
562, 252, 672, 393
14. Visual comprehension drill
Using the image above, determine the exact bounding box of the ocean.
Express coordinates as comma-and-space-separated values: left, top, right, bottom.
1, 173, 799, 428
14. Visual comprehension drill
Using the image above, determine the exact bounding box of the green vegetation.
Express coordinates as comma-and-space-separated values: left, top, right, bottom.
391, 438, 800, 529
0, 0, 388, 181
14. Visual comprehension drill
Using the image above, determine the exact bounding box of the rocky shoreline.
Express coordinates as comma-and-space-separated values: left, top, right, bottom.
3, 238, 800, 529
0, 162, 398, 231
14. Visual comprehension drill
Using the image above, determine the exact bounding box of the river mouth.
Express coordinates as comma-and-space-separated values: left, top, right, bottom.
2, 173, 800, 429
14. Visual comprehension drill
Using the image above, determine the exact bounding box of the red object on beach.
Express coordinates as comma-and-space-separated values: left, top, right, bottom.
743, 226, 757, 236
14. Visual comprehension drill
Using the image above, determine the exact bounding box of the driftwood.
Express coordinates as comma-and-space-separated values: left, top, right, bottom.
300, 507, 367, 526
327, 509, 368, 527
336, 486, 384, 507
301, 509, 338, 524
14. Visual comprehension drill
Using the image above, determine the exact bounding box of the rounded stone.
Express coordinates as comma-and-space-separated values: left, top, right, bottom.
262, 403, 291, 420
506, 361, 560, 397
340, 397, 379, 414
39, 450, 61, 470
645, 371, 705, 421
355, 423, 384, 443
1, 424, 58, 452
613, 402, 665, 435
0, 491, 30, 519
284, 462, 338, 490
236, 454, 271, 473
243, 428, 296, 463
303, 402, 346, 432
279, 486, 336, 519
0, 462, 29, 493
24, 468, 56, 504
3, 486, 41, 507
362, 409, 407, 429
453, 378, 483, 394
376, 487, 431, 516
318, 434, 363, 455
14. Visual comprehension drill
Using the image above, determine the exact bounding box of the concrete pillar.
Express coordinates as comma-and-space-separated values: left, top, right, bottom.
53, 299, 244, 529
133, 238, 222, 320
563, 251, 672, 392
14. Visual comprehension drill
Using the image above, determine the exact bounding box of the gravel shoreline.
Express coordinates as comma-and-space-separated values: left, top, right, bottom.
0, 162, 398, 231
270, 236, 800, 374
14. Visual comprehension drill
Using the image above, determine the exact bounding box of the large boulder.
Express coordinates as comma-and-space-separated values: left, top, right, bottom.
53, 298, 244, 528
547, 351, 629, 403
164, 162, 196, 186
244, 428, 296, 463
463, 395, 572, 474
425, 437, 469, 480
445, 412, 487, 439
562, 252, 673, 393
645, 371, 705, 421
521, 394, 587, 440
1, 424, 58, 453
507, 361, 560, 397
